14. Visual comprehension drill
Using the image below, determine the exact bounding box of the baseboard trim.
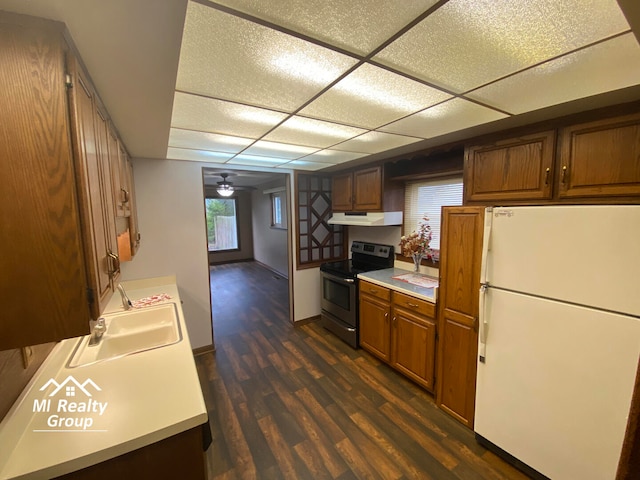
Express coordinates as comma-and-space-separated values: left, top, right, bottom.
254, 260, 288, 280
192, 344, 215, 356
293, 315, 321, 326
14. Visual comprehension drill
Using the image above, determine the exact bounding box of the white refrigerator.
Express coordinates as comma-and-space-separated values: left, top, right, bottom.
474, 206, 640, 480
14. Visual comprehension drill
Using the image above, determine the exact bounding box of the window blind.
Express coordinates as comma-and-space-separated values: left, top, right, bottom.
403, 176, 463, 251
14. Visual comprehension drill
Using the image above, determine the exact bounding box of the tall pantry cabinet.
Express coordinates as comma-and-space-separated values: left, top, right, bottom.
0, 12, 134, 350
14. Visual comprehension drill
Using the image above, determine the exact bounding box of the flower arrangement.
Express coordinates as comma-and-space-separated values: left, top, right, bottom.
399, 216, 433, 270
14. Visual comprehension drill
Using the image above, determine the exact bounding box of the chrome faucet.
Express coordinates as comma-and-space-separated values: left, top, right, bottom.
88, 317, 106, 346
117, 283, 133, 310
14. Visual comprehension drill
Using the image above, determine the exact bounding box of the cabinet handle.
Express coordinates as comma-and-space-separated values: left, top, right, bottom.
369, 289, 378, 294
121, 187, 129, 203
561, 166, 567, 184
392, 316, 397, 327
384, 312, 389, 323
406, 302, 419, 308
107, 251, 120, 277
544, 167, 550, 185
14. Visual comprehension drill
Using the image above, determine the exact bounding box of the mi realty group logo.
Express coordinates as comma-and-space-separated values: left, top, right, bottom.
33, 376, 108, 432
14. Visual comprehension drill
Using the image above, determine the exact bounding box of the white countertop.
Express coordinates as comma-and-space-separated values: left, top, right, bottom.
358, 268, 438, 303
0, 276, 208, 479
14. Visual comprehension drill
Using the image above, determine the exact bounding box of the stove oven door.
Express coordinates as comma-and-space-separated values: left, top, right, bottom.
320, 271, 358, 347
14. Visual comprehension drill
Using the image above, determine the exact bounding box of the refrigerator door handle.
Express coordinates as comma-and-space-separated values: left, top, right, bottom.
480, 208, 493, 285
479, 284, 488, 363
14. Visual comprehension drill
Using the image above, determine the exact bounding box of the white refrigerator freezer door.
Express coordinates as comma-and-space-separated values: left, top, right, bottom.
475, 288, 640, 480
486, 206, 640, 316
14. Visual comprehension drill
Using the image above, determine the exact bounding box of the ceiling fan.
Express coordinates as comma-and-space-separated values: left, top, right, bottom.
208, 172, 257, 197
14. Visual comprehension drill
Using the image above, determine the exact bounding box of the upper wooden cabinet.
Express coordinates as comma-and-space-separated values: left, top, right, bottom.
464, 131, 555, 202
464, 111, 640, 205
558, 112, 640, 198
437, 206, 484, 428
1, 12, 134, 349
332, 165, 403, 212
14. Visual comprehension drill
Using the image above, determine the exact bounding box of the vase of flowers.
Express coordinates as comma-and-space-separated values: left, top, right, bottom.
399, 216, 433, 272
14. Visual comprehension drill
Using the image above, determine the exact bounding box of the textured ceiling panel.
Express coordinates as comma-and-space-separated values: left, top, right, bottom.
263, 116, 367, 148
333, 131, 423, 154
380, 98, 508, 138
171, 92, 287, 138
374, 0, 631, 93
227, 154, 289, 167
279, 160, 334, 171
243, 140, 319, 159
168, 128, 252, 153
209, 0, 439, 55
298, 150, 367, 164
467, 33, 640, 114
299, 63, 452, 129
177, 2, 358, 112
166, 147, 234, 163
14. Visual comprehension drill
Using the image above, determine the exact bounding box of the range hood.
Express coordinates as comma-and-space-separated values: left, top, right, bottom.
328, 212, 403, 226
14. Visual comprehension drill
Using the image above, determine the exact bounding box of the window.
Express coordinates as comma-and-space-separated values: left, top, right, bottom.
271, 191, 287, 229
404, 176, 463, 257
205, 197, 239, 251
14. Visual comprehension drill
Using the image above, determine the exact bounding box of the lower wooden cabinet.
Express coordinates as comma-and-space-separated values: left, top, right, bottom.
56, 426, 206, 479
359, 281, 437, 392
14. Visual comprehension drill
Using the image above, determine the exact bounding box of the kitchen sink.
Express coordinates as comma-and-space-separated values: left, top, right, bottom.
68, 302, 181, 368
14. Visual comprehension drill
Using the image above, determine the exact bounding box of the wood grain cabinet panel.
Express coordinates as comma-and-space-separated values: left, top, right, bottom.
391, 307, 436, 391
1, 11, 136, 349
359, 288, 391, 362
464, 131, 555, 202
436, 206, 485, 428
331, 172, 353, 211
558, 113, 640, 198
353, 166, 382, 211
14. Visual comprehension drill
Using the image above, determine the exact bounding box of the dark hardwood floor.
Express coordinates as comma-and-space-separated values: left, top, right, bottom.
198, 261, 530, 480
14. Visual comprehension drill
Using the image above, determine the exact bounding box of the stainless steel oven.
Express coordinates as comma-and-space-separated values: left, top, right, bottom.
320, 241, 394, 348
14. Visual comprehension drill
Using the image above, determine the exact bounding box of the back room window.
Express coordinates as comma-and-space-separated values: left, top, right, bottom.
205, 197, 239, 252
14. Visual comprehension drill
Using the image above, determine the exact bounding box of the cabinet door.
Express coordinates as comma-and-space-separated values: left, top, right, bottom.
126, 158, 140, 256
464, 131, 555, 202
359, 294, 391, 361
391, 307, 436, 391
332, 173, 353, 211
436, 206, 484, 428
558, 113, 640, 198
67, 58, 115, 318
0, 16, 90, 349
353, 166, 382, 211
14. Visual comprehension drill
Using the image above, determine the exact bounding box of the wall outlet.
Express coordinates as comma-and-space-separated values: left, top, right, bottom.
21, 346, 33, 369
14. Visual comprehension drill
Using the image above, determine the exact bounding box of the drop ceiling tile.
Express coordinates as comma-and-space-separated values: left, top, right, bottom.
166, 147, 234, 163
176, 2, 358, 112
263, 116, 367, 148
380, 98, 508, 138
333, 131, 423, 154
373, 0, 631, 93
299, 63, 452, 129
168, 128, 252, 153
243, 140, 319, 159
279, 160, 334, 171
227, 154, 289, 167
171, 92, 288, 138
299, 150, 368, 164
467, 33, 640, 114
210, 0, 439, 55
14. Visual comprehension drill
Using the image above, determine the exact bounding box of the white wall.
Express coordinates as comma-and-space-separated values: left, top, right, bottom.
121, 158, 213, 349
251, 178, 288, 277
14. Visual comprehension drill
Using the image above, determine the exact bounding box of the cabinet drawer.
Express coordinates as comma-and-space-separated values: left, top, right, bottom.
393, 291, 435, 318
359, 281, 391, 301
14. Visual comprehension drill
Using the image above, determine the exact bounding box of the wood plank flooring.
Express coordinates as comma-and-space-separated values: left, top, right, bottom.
198, 262, 530, 480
